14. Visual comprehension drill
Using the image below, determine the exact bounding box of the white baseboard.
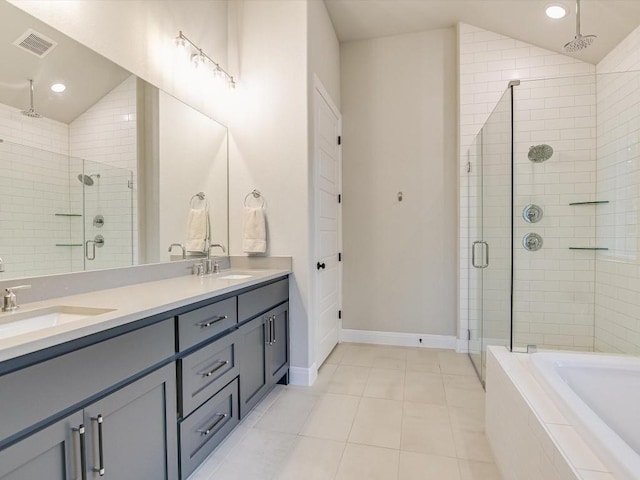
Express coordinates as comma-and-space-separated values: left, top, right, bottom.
289, 363, 318, 387
456, 338, 469, 353
340, 329, 457, 350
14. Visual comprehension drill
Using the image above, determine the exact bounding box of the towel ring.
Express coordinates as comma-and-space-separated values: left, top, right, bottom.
190, 192, 209, 210
244, 189, 265, 208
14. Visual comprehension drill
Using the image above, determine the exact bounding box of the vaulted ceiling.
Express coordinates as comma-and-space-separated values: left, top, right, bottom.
324, 0, 640, 64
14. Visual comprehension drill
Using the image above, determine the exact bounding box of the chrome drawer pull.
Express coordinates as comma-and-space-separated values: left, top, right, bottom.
73, 424, 88, 480
92, 414, 105, 476
197, 315, 228, 328
197, 413, 228, 435
198, 360, 229, 377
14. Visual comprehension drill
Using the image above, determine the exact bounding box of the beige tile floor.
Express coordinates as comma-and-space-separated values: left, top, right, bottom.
189, 343, 503, 480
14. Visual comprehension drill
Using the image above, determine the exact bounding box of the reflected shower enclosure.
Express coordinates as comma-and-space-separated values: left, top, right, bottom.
467, 70, 640, 382
0, 139, 133, 278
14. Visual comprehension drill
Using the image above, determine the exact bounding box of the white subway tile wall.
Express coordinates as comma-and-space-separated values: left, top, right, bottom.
0, 104, 73, 277
0, 75, 137, 278
594, 25, 640, 354
458, 23, 596, 351
513, 75, 597, 351
69, 75, 137, 270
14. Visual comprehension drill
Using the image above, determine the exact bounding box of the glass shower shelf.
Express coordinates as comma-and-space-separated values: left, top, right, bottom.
568, 247, 609, 251
55, 213, 83, 217
55, 243, 83, 247
568, 201, 609, 206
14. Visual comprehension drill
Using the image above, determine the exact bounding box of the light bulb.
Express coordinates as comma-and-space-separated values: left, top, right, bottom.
545, 4, 567, 19
175, 34, 190, 64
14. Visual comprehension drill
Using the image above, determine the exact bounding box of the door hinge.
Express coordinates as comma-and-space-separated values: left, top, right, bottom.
338, 252, 342, 262
338, 135, 341, 145
338, 310, 342, 319
338, 194, 342, 204
468, 329, 471, 341
466, 162, 471, 173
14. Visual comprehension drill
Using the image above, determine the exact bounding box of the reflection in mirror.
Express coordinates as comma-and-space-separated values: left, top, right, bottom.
0, 1, 229, 280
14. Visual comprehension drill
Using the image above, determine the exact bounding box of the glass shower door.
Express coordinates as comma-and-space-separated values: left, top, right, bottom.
79, 159, 134, 271
467, 133, 483, 376
469, 88, 513, 382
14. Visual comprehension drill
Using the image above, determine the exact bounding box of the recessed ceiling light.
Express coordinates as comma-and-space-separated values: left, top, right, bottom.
546, 4, 567, 19
50, 83, 66, 93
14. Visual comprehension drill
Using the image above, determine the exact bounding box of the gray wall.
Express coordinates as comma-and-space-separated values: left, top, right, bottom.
341, 28, 458, 336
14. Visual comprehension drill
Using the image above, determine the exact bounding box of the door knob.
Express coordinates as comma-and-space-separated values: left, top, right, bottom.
317, 262, 326, 270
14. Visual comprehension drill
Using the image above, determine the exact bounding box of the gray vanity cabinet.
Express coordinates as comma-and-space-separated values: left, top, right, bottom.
268, 302, 289, 386
0, 364, 178, 480
82, 363, 178, 480
238, 314, 269, 418
238, 302, 290, 418
0, 411, 84, 479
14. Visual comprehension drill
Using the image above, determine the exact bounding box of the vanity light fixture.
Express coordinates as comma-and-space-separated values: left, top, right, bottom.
50, 83, 66, 93
175, 31, 236, 89
545, 4, 567, 19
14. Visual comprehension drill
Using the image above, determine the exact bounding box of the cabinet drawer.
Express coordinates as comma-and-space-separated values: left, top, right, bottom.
177, 297, 237, 351
179, 378, 239, 480
180, 331, 239, 417
0, 318, 174, 444
238, 278, 288, 322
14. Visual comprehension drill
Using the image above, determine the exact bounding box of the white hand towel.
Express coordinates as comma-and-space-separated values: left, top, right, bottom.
243, 207, 266, 253
186, 208, 209, 253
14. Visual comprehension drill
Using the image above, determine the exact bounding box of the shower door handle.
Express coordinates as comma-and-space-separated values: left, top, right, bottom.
85, 235, 105, 261
481, 241, 489, 268
85, 240, 96, 261
472, 241, 489, 269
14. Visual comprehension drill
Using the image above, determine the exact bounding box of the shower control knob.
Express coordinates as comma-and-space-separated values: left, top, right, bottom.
317, 262, 326, 270
523, 233, 543, 252
522, 204, 543, 224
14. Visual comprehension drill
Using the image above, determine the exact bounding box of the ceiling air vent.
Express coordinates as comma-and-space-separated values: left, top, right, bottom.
13, 29, 57, 58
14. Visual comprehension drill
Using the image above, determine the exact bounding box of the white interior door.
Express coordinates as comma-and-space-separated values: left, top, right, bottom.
314, 82, 342, 367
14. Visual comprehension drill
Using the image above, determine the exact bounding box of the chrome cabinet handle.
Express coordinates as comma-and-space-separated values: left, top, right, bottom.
92, 414, 105, 476
271, 316, 276, 344
73, 424, 88, 480
265, 316, 274, 346
197, 315, 228, 328
197, 413, 228, 435
198, 360, 229, 377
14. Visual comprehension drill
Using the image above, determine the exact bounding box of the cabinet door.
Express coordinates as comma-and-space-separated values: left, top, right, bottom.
83, 364, 178, 480
268, 302, 289, 386
238, 315, 268, 418
0, 411, 84, 480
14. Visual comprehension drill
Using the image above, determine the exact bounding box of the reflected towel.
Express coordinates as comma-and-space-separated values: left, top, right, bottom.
243, 207, 266, 253
186, 208, 209, 253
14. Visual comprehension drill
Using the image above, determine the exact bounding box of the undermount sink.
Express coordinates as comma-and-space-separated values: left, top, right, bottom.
0, 306, 115, 340
218, 274, 252, 280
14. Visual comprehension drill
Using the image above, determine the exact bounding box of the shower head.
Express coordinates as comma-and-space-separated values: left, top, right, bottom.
77, 173, 101, 186
564, 34, 597, 53
20, 80, 42, 118
528, 145, 554, 163
564, 0, 596, 53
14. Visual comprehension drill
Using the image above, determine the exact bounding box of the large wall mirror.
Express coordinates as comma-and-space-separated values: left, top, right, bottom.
0, 0, 229, 281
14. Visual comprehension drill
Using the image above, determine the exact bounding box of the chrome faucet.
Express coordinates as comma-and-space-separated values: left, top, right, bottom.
168, 243, 186, 259
205, 244, 226, 274
207, 244, 226, 257
2, 285, 31, 312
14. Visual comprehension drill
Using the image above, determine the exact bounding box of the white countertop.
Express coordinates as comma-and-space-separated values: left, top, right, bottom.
0, 268, 290, 364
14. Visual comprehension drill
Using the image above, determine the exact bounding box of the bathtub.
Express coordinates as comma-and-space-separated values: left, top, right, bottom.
531, 351, 640, 480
